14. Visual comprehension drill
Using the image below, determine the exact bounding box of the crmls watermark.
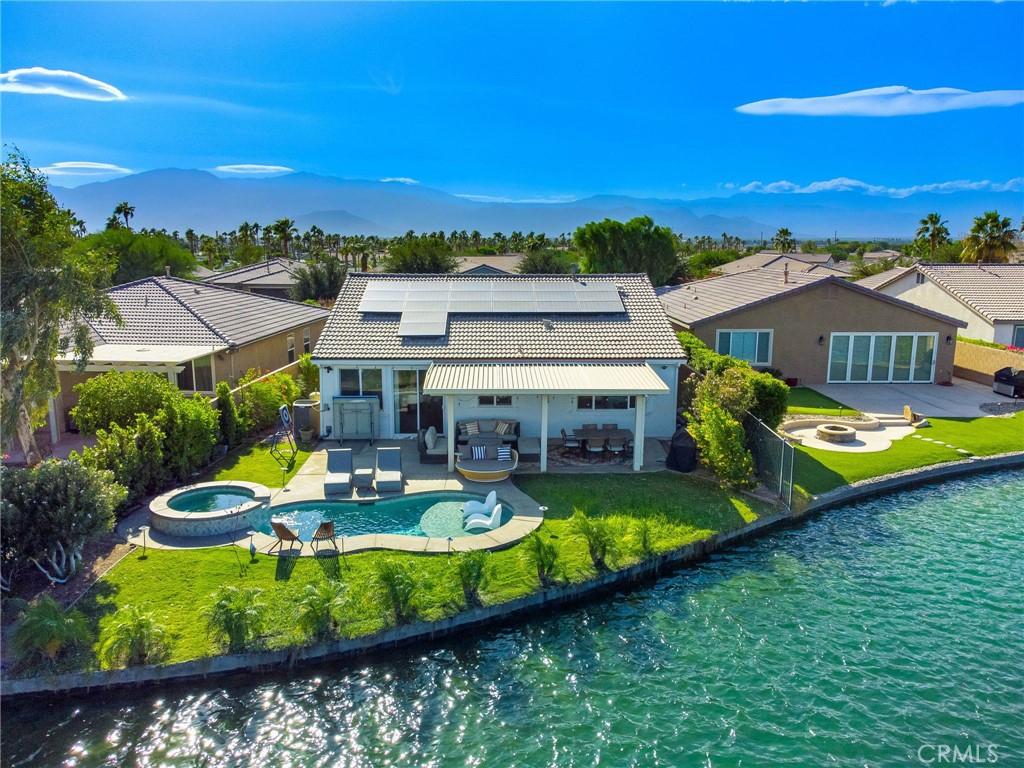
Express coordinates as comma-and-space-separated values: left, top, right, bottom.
917, 744, 1000, 764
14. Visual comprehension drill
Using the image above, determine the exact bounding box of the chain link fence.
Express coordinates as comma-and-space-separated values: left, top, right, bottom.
744, 413, 795, 510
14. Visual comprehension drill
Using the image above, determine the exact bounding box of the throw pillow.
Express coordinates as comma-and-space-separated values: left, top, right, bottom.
424, 426, 437, 450
465, 421, 480, 436
495, 420, 511, 435
472, 444, 488, 460
497, 446, 512, 461
458, 422, 469, 436
486, 444, 498, 459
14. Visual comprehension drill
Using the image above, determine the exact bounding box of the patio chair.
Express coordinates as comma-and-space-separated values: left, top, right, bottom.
602, 423, 618, 430
269, 519, 302, 553
375, 447, 404, 492
463, 490, 497, 519
606, 437, 627, 458
585, 438, 606, 462
324, 448, 353, 494
464, 504, 503, 532
561, 428, 581, 452
311, 520, 338, 553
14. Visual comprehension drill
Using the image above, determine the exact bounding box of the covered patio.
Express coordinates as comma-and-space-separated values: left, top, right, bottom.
423, 362, 670, 473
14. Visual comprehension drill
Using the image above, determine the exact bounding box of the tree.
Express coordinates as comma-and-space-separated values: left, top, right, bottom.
453, 550, 492, 607
520, 532, 561, 588
961, 211, 1017, 264
271, 218, 298, 259
289, 254, 347, 303
11, 596, 92, 665
516, 248, 575, 274
915, 213, 950, 261
574, 216, 678, 286
158, 393, 220, 482
687, 249, 741, 279
689, 401, 755, 489
372, 558, 420, 625
295, 580, 348, 642
216, 381, 242, 448
80, 413, 166, 511
113, 201, 135, 230
1, 151, 118, 464
71, 370, 178, 434
204, 586, 266, 652
801, 240, 818, 254
99, 605, 170, 668
381, 236, 459, 274
569, 510, 618, 572
771, 228, 795, 253
75, 228, 196, 285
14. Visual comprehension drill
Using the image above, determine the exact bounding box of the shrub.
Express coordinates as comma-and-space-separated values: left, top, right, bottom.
80, 413, 165, 512
204, 586, 266, 652
295, 580, 348, 642
0, 476, 33, 593
453, 550, 492, 607
297, 353, 319, 398
693, 368, 754, 421
569, 510, 618, 572
235, 368, 295, 434
99, 605, 170, 668
631, 518, 655, 559
215, 381, 242, 448
690, 402, 755, 489
676, 331, 750, 375
268, 372, 301, 407
159, 394, 219, 482
521, 532, 561, 588
1, 457, 124, 584
743, 370, 789, 429
71, 371, 177, 434
371, 558, 420, 625
11, 596, 92, 665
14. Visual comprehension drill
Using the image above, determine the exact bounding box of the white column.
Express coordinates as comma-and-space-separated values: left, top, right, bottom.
446, 395, 456, 472
540, 394, 549, 473
632, 394, 646, 471
48, 396, 60, 445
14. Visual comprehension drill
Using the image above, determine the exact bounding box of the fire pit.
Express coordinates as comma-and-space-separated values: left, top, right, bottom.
816, 423, 857, 443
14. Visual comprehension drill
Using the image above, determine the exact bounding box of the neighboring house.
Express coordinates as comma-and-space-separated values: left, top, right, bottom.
456, 253, 526, 275
714, 251, 838, 277
204, 258, 303, 299
53, 276, 330, 438
861, 263, 1024, 347
313, 273, 686, 471
657, 270, 965, 385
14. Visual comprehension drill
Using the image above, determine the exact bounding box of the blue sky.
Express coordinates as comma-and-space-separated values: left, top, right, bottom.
2, 1, 1023, 201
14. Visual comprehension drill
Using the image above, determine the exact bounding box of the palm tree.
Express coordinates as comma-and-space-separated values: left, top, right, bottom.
11, 596, 92, 664
961, 211, 1017, 264
113, 201, 135, 229
272, 218, 298, 259
915, 212, 950, 261
203, 586, 266, 652
772, 228, 795, 254
99, 605, 169, 668
295, 580, 348, 642
184, 228, 199, 256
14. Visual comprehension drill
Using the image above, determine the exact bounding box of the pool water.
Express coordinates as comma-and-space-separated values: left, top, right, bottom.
260, 492, 514, 539
167, 488, 255, 513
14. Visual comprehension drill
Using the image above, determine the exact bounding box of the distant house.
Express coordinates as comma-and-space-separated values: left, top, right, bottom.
54, 276, 329, 438
714, 251, 843, 277
456, 253, 526, 275
862, 263, 1024, 346
657, 270, 965, 385
204, 258, 302, 299
313, 273, 685, 471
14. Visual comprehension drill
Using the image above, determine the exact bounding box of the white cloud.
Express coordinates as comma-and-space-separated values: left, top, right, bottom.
39, 161, 133, 177
737, 176, 1023, 199
0, 67, 126, 101
454, 193, 577, 204
214, 164, 293, 174
736, 86, 1024, 117
380, 177, 420, 185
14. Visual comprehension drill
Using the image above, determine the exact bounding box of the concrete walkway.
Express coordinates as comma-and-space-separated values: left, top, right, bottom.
810, 377, 1002, 419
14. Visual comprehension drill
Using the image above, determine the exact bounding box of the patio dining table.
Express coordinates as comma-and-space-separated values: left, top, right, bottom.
572, 427, 634, 442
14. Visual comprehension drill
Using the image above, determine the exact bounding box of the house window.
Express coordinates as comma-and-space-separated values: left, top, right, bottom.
1013, 326, 1024, 348
338, 368, 384, 408
303, 327, 311, 354
176, 355, 214, 392
915, 273, 927, 285
287, 334, 295, 363
717, 330, 772, 365
577, 395, 637, 410
478, 395, 512, 407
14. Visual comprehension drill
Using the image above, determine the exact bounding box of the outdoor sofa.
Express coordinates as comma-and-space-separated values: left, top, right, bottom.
417, 426, 451, 464
455, 419, 520, 448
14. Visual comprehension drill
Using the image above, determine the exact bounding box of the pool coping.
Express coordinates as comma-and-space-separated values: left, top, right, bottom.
149, 481, 272, 535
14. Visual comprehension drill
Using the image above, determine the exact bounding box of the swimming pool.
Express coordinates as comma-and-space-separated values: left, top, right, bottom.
261, 492, 514, 539
167, 487, 256, 513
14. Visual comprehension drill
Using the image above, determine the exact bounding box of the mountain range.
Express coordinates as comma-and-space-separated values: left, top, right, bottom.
51, 169, 1023, 241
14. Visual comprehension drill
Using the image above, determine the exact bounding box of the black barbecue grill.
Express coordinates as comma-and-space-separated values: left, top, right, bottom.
993, 367, 1024, 398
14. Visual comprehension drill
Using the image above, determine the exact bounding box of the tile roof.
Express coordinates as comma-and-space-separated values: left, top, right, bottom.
657, 269, 966, 328
456, 254, 526, 275
313, 273, 685, 361
204, 258, 302, 289
714, 252, 835, 276
916, 263, 1024, 322
85, 276, 329, 348
855, 265, 915, 290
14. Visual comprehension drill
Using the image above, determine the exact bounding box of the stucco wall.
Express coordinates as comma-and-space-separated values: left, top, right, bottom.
876, 273, 994, 341
953, 341, 1024, 385
684, 282, 960, 384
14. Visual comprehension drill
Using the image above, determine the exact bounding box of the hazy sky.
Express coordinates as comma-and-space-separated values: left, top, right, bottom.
2, 2, 1022, 201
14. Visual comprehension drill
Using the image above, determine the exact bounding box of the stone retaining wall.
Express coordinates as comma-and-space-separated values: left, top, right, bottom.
954, 342, 1024, 386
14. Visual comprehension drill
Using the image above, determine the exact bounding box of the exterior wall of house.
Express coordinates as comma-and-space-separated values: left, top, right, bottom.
992, 322, 1020, 347
684, 283, 960, 384
316, 360, 681, 441
876, 274, 995, 341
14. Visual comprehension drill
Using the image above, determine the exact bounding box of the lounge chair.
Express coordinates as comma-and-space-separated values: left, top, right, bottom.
269, 519, 302, 553
375, 447, 404, 492
463, 490, 497, 518
464, 503, 503, 532
311, 520, 338, 553
324, 448, 353, 494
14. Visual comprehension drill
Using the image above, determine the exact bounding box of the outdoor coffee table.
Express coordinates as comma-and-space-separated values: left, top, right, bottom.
353, 468, 374, 490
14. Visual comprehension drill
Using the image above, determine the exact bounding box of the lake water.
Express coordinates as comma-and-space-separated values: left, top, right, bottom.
4, 471, 1022, 767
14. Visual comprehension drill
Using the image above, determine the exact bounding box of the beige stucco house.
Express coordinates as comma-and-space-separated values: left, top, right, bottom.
658, 270, 965, 385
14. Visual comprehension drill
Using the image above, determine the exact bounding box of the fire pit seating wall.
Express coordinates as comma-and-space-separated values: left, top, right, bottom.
455, 419, 520, 448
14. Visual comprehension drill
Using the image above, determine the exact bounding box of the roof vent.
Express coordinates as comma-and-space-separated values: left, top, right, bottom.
542, 319, 554, 330
165, 265, 171, 277
783, 263, 789, 284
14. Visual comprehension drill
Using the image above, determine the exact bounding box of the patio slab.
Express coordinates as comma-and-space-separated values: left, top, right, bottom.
809, 377, 1002, 419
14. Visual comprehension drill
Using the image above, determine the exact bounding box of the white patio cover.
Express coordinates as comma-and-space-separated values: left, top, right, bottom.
422, 362, 669, 396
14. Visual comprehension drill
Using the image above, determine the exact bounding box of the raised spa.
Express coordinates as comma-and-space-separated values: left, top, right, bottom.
150, 481, 272, 538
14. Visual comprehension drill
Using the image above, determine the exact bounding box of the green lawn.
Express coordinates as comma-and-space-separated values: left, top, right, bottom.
39, 473, 771, 675
787, 387, 861, 417
200, 442, 314, 487
794, 412, 1024, 496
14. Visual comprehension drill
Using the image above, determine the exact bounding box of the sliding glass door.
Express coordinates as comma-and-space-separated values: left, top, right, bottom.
393, 369, 444, 435
828, 333, 936, 383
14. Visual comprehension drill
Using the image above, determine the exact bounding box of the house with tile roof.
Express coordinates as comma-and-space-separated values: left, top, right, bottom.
53, 276, 329, 438
312, 273, 686, 471
861, 263, 1024, 346
657, 269, 965, 386
203, 258, 303, 299
713, 251, 840, 277
455, 253, 526, 275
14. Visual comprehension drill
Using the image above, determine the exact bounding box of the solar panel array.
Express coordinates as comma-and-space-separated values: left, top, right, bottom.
359, 280, 626, 337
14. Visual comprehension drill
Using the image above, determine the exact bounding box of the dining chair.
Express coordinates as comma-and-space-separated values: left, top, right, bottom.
602, 423, 618, 430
